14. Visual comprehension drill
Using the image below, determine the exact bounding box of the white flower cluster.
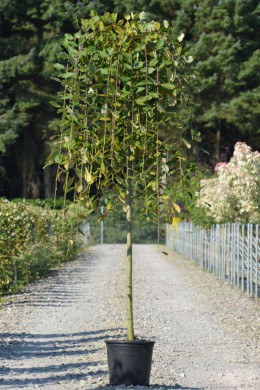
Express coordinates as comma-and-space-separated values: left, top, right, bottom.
197, 142, 260, 223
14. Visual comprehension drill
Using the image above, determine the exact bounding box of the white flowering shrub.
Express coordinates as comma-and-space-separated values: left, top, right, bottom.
197, 142, 260, 223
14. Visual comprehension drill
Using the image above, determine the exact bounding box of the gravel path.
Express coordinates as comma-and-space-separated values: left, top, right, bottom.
0, 244, 259, 390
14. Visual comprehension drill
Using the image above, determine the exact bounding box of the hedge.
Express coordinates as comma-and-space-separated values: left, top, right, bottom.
0, 199, 87, 295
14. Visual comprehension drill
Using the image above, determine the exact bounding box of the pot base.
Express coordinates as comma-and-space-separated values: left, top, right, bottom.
105, 340, 155, 386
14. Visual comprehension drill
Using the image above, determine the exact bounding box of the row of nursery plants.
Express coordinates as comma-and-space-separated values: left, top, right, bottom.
0, 198, 87, 296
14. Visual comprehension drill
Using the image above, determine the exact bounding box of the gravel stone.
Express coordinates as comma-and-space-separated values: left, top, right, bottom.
0, 244, 259, 389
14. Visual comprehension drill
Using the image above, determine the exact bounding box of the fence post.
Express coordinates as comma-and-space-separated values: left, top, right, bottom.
101, 206, 104, 245
247, 224, 250, 294
236, 224, 240, 288
255, 225, 259, 298
241, 224, 245, 292
249, 224, 253, 295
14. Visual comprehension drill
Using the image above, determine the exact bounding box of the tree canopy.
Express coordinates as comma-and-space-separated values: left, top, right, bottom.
49, 11, 193, 211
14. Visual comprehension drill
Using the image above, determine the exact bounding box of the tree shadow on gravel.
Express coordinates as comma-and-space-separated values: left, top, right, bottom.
0, 328, 121, 388
2, 272, 94, 308
97, 385, 202, 389
150, 386, 202, 389
1, 254, 100, 308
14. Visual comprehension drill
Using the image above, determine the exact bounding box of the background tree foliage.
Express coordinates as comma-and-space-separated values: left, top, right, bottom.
172, 0, 260, 161
0, 0, 259, 199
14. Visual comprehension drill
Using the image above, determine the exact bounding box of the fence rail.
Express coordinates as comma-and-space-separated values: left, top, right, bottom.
166, 222, 260, 298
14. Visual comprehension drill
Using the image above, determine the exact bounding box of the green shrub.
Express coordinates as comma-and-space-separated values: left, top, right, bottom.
0, 199, 85, 295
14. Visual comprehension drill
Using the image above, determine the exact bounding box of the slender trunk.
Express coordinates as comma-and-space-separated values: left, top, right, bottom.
44, 166, 52, 199
215, 120, 221, 161
22, 130, 28, 199
126, 166, 134, 341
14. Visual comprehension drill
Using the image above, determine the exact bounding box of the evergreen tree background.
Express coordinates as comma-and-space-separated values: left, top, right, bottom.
172, 0, 260, 161
0, 0, 259, 199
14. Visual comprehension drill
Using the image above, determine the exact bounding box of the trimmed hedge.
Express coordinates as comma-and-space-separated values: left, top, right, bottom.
0, 199, 86, 295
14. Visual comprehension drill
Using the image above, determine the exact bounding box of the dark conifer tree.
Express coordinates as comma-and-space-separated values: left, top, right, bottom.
172, 0, 260, 161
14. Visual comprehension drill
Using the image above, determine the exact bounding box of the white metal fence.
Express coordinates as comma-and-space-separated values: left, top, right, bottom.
166, 222, 260, 298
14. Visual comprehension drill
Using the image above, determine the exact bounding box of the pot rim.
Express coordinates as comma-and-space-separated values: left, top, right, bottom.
105, 339, 155, 345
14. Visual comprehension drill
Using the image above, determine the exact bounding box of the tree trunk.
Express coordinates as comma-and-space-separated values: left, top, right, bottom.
215, 120, 221, 161
126, 166, 134, 341
21, 127, 40, 199
44, 166, 53, 199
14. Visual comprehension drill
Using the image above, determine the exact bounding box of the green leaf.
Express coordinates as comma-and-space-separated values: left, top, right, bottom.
99, 21, 104, 30
90, 9, 98, 17
148, 92, 159, 99
136, 80, 153, 86
160, 83, 175, 90
149, 58, 158, 67
136, 87, 145, 93
64, 33, 74, 40
53, 63, 65, 70
193, 134, 201, 142
156, 38, 165, 50
63, 177, 74, 192
50, 101, 61, 108
159, 61, 166, 70
100, 68, 109, 75
61, 72, 74, 79
120, 76, 131, 82
54, 155, 63, 164
148, 67, 156, 74
101, 161, 106, 174
135, 96, 153, 105
175, 47, 182, 56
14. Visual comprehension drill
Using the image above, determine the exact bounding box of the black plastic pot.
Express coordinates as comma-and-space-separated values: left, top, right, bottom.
105, 340, 155, 386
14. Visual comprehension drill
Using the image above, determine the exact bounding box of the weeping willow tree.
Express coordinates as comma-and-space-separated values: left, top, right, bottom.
49, 11, 195, 341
